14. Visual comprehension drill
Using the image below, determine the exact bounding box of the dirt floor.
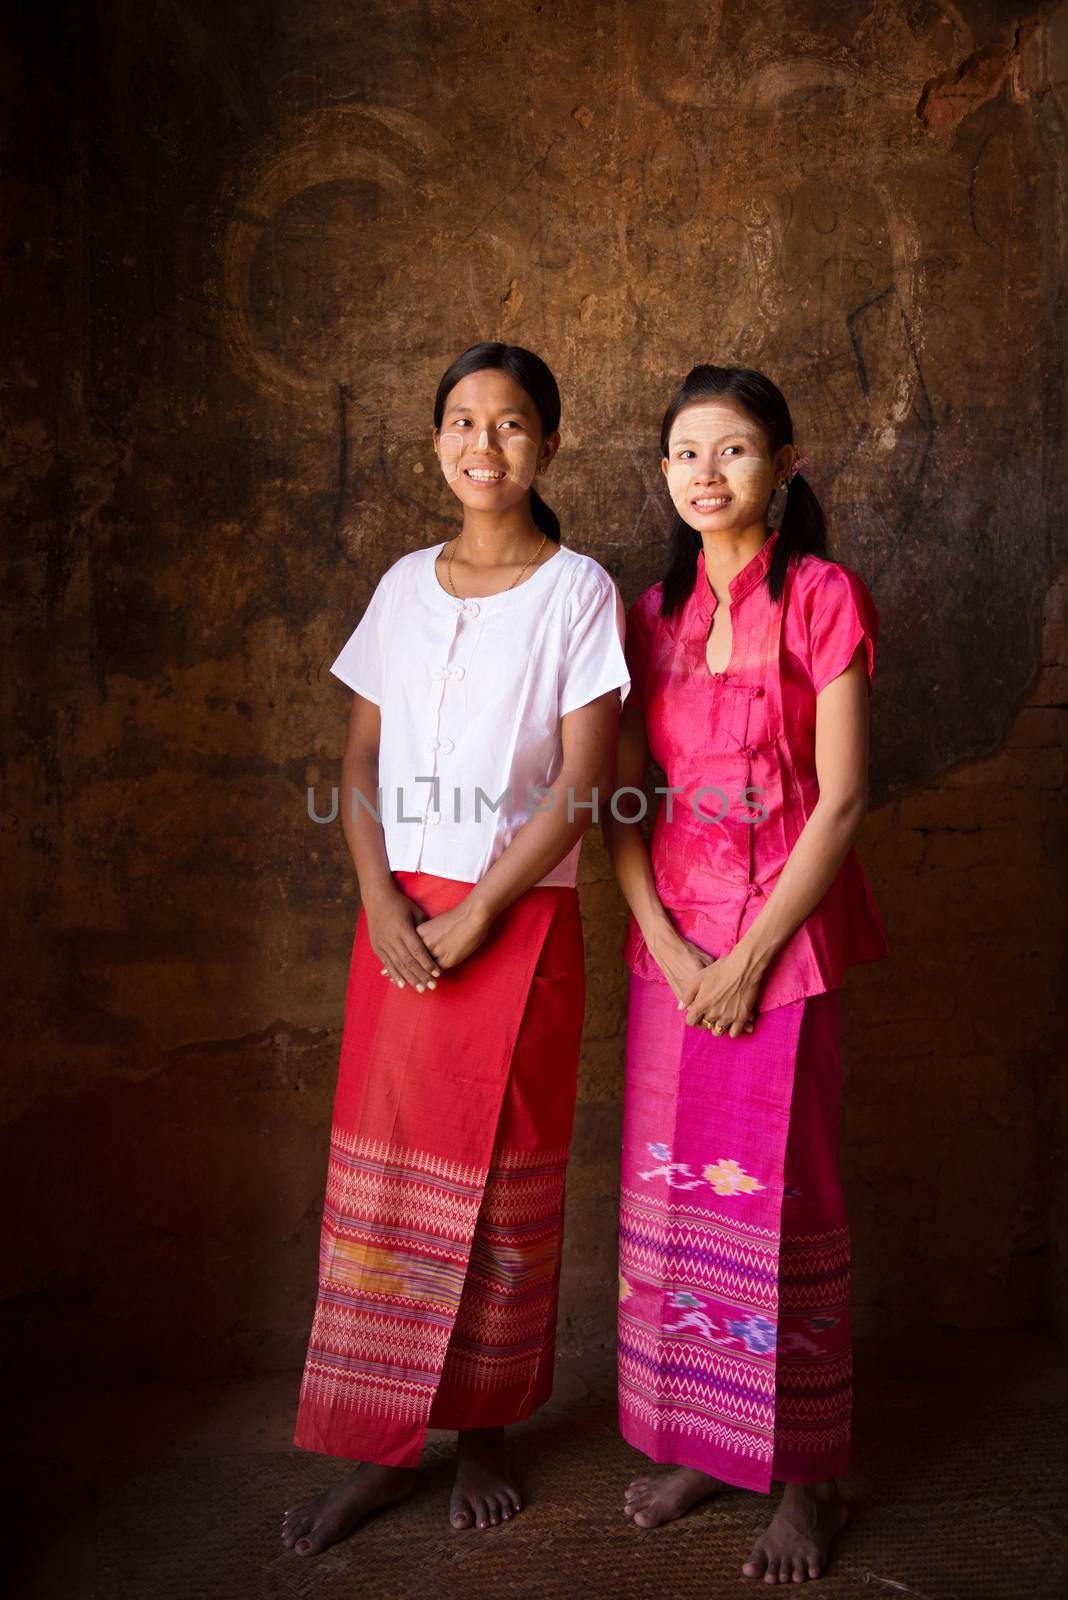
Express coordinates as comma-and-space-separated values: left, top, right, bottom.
15, 1329, 1067, 1600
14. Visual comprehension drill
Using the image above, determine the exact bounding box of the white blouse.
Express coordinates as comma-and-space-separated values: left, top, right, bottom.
329, 540, 631, 888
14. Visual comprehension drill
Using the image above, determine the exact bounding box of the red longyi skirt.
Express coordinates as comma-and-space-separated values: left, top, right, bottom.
294, 870, 585, 1468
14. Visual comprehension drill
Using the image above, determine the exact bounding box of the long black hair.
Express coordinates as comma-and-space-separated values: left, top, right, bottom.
433, 341, 562, 543
659, 365, 827, 613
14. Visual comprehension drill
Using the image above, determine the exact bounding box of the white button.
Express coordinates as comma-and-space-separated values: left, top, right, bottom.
425, 810, 442, 825
432, 666, 448, 681
450, 666, 465, 680
437, 737, 454, 754
462, 601, 480, 619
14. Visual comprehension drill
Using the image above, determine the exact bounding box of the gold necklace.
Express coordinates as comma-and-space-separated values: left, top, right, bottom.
445, 531, 547, 599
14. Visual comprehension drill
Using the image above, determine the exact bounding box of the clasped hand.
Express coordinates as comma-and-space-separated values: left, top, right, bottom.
682, 947, 761, 1037
368, 886, 492, 991
653, 931, 759, 1038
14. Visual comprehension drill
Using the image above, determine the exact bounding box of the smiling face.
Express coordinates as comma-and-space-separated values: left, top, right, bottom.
433, 368, 558, 509
662, 399, 791, 537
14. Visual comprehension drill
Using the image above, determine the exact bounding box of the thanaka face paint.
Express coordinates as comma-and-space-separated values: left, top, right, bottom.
435, 425, 541, 491
500, 431, 539, 490
663, 401, 780, 533
437, 429, 465, 483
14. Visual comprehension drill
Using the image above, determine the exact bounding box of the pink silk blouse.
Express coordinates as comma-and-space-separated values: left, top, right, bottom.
623, 527, 890, 1012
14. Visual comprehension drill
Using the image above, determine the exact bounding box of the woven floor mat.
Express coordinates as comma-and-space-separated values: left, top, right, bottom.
80, 1397, 1067, 1600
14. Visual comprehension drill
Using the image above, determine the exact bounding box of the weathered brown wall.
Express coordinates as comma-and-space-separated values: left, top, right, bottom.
3, 1, 1066, 1378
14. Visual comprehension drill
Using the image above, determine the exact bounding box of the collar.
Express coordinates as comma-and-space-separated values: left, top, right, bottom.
693, 528, 780, 617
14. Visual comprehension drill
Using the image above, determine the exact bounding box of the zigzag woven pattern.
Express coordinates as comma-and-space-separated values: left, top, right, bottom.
779, 1227, 851, 1312
621, 1389, 773, 1460
620, 1183, 780, 1239
330, 1129, 485, 1187
618, 1124, 853, 1488
299, 1136, 570, 1429
621, 1197, 780, 1310
436, 1148, 568, 1397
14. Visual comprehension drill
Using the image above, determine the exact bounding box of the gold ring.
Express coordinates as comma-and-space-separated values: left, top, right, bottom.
711, 1020, 727, 1036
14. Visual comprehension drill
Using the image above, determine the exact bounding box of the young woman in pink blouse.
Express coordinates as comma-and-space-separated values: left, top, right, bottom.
605, 365, 889, 1585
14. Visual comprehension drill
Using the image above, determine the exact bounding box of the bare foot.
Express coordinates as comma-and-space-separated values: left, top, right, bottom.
742, 1480, 849, 1584
281, 1462, 416, 1555
449, 1427, 523, 1530
624, 1466, 728, 1528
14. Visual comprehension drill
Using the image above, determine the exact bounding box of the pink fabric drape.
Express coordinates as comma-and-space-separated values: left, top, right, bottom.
618, 974, 851, 1492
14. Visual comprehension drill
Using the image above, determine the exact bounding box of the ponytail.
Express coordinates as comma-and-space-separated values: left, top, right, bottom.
768, 473, 826, 603
530, 484, 561, 543
661, 517, 701, 616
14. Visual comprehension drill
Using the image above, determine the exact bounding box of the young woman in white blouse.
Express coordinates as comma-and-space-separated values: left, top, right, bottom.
282, 343, 630, 1555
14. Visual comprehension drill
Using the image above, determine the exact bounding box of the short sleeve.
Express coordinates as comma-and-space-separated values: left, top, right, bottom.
558, 570, 631, 717
806, 563, 880, 698
329, 567, 396, 703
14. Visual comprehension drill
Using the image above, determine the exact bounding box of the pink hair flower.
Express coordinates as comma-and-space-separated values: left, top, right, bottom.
786, 448, 812, 482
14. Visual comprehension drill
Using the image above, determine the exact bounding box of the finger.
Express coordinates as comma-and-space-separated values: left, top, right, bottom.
389, 932, 438, 988
395, 947, 433, 990
401, 930, 440, 983
410, 915, 443, 976
380, 953, 407, 987
677, 984, 701, 1012
385, 940, 430, 989
370, 943, 404, 987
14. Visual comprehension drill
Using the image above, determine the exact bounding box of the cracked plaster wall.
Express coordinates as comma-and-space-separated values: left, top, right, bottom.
2, 0, 1066, 1377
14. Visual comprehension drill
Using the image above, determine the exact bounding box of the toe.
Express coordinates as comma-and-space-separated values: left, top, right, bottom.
743, 1544, 769, 1579
450, 1498, 474, 1530
294, 1535, 323, 1557
473, 1496, 490, 1530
